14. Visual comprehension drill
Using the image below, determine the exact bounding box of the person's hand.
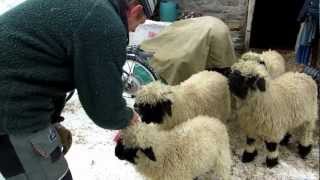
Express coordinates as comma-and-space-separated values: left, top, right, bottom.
113, 131, 121, 143
113, 110, 140, 143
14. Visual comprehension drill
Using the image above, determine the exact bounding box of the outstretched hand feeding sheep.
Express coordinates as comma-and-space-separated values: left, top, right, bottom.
114, 115, 232, 180
133, 70, 231, 130
228, 60, 318, 168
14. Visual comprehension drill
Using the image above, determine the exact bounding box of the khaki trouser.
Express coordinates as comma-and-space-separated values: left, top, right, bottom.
140, 16, 237, 85
0, 125, 69, 180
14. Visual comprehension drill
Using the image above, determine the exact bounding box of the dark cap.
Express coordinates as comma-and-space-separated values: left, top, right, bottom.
137, 0, 158, 18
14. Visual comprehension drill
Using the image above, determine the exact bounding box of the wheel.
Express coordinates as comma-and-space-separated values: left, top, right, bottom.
122, 52, 160, 102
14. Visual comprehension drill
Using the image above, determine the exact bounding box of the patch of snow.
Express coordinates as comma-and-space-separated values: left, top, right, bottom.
0, 0, 26, 15
61, 94, 319, 180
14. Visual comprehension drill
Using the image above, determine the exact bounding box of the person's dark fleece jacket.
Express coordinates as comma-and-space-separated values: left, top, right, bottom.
0, 0, 133, 134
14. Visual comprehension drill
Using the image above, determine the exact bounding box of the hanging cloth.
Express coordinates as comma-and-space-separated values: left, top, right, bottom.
295, 0, 319, 65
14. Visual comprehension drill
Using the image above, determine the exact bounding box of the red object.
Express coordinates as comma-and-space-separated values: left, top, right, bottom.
113, 131, 121, 143
148, 31, 157, 38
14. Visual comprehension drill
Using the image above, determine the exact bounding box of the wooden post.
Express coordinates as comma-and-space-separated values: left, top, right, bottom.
244, 0, 256, 50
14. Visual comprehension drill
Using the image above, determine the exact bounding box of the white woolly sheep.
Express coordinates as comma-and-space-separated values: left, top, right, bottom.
228, 60, 318, 168
134, 70, 231, 130
241, 50, 285, 79
115, 115, 232, 180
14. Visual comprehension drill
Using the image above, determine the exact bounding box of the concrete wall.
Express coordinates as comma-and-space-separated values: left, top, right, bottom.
178, 0, 249, 53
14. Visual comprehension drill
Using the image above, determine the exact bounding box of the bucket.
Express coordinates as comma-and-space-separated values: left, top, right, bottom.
159, 0, 177, 22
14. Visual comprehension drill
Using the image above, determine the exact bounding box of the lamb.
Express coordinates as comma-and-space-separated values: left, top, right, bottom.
228, 60, 318, 168
241, 50, 285, 78
115, 115, 232, 180
134, 70, 231, 130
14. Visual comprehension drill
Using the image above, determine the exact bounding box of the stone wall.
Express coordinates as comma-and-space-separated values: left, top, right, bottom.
177, 0, 249, 53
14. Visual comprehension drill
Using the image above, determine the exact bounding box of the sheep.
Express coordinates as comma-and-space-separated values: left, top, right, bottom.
228, 60, 318, 168
240, 50, 285, 79
134, 70, 231, 130
115, 115, 232, 180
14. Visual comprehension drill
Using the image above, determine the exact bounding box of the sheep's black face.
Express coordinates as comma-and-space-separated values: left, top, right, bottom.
115, 140, 139, 164
115, 142, 157, 164
228, 70, 266, 99
228, 70, 250, 99
134, 100, 172, 124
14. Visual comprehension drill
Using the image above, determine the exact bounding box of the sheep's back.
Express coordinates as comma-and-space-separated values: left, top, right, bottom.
260, 50, 285, 78
271, 72, 318, 123
175, 71, 231, 120
238, 72, 318, 139
136, 116, 230, 179
170, 71, 231, 125
173, 116, 230, 175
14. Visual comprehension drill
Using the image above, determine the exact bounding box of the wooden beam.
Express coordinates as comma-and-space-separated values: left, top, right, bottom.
244, 0, 256, 50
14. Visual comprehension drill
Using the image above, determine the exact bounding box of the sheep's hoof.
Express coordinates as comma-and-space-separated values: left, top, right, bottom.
298, 144, 312, 159
266, 157, 278, 168
280, 133, 291, 146
241, 150, 257, 163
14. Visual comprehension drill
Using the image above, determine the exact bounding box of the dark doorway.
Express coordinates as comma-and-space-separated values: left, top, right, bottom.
249, 0, 306, 49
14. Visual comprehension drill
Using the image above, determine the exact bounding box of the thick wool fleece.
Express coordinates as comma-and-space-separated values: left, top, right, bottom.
121, 115, 232, 180
0, 0, 132, 133
231, 60, 270, 79
241, 50, 285, 79
135, 70, 231, 130
234, 62, 318, 142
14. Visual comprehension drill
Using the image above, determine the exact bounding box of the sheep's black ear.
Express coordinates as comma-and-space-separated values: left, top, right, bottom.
256, 78, 266, 91
228, 70, 249, 99
133, 103, 140, 114
141, 147, 156, 161
135, 100, 172, 124
161, 100, 172, 117
228, 69, 241, 79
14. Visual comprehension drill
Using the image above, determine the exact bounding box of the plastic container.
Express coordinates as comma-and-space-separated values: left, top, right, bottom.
159, 0, 177, 22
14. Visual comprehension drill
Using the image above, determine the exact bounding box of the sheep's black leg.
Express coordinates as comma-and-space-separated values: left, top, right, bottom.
265, 141, 279, 168
298, 144, 312, 159
242, 136, 258, 163
280, 133, 291, 146
297, 121, 314, 159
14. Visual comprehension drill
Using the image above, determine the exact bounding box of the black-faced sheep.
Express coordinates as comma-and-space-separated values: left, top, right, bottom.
228, 60, 318, 168
241, 50, 285, 79
115, 115, 232, 180
134, 70, 231, 130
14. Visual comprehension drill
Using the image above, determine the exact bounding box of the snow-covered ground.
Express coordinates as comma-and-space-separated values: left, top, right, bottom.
61, 93, 319, 180
0, 92, 318, 180
0, 0, 25, 15
61, 95, 143, 180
